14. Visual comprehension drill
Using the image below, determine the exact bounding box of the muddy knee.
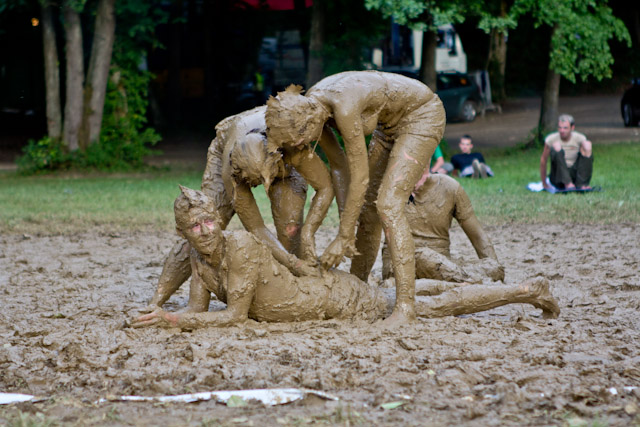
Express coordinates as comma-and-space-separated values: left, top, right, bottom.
285, 222, 300, 238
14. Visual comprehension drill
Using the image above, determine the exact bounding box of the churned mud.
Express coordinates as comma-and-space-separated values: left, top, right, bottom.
1, 224, 639, 426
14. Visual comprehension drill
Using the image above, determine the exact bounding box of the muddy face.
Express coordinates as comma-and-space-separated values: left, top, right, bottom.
174, 186, 223, 257
230, 133, 283, 189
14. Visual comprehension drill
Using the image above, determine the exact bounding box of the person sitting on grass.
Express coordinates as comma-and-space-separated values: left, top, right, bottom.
383, 172, 504, 283
450, 135, 493, 179
540, 114, 593, 191
131, 187, 559, 329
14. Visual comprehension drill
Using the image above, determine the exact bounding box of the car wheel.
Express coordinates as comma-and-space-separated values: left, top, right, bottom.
461, 100, 477, 122
622, 102, 637, 127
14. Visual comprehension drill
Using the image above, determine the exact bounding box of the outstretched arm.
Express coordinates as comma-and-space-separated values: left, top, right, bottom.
133, 241, 259, 329
455, 189, 497, 260
233, 179, 318, 277
284, 146, 335, 263
317, 124, 349, 215
319, 116, 369, 269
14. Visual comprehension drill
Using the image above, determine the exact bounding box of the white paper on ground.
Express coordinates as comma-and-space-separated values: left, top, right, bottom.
0, 393, 35, 405
96, 388, 339, 406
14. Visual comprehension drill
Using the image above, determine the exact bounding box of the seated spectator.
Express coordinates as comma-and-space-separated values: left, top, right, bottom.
540, 114, 593, 190
450, 135, 494, 178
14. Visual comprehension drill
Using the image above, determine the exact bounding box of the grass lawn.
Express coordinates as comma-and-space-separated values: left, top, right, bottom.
1, 142, 638, 234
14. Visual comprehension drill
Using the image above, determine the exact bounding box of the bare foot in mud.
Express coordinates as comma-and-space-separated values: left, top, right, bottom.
382, 302, 417, 327
521, 277, 560, 319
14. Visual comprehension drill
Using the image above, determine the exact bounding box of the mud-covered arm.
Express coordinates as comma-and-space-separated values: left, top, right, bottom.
319, 115, 369, 268
132, 238, 259, 329
285, 146, 334, 262
317, 124, 349, 215
540, 144, 550, 188
455, 189, 497, 260
232, 178, 311, 274
176, 251, 258, 328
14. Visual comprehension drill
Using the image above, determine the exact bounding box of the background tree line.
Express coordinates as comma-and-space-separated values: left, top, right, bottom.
0, 0, 637, 173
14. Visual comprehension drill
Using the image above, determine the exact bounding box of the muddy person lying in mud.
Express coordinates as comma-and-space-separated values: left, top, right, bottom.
131, 187, 559, 329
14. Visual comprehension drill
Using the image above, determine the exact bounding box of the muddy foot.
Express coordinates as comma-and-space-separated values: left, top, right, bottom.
523, 277, 560, 319
382, 302, 417, 327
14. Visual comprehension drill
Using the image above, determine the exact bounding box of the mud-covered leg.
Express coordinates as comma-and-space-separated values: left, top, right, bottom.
377, 134, 437, 324
415, 247, 477, 283
350, 133, 391, 281
415, 277, 560, 319
270, 173, 307, 257
461, 258, 505, 282
147, 240, 192, 309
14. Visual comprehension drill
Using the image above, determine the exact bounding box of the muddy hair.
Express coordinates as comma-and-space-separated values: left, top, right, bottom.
174, 185, 221, 231
229, 132, 282, 186
265, 84, 330, 153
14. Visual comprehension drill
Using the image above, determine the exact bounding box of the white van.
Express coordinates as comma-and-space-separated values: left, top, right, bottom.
372, 23, 467, 74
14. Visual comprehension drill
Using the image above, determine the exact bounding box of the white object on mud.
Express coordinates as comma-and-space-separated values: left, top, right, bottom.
96, 388, 338, 406
0, 393, 35, 405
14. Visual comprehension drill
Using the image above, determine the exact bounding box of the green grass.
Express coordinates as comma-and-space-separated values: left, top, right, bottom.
463, 141, 640, 225
1, 142, 638, 234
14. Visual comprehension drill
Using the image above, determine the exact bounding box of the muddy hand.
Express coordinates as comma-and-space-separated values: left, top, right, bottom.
292, 257, 321, 277
319, 236, 354, 269
131, 309, 180, 328
300, 232, 317, 261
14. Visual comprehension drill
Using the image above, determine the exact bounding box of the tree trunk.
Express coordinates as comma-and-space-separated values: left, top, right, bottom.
539, 68, 560, 136
81, 0, 116, 149
486, 0, 508, 104
538, 26, 561, 139
41, 2, 62, 139
419, 29, 437, 89
203, 0, 216, 119
62, 4, 84, 151
306, 0, 325, 88
167, 0, 183, 125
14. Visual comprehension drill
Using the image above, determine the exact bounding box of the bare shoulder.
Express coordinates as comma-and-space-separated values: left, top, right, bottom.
430, 174, 462, 192
224, 230, 261, 253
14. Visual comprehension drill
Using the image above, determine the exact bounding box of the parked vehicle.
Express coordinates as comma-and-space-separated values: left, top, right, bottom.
621, 77, 640, 127
436, 72, 482, 122
382, 69, 482, 122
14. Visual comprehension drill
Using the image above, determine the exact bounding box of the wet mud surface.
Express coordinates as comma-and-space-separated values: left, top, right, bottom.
1, 224, 639, 425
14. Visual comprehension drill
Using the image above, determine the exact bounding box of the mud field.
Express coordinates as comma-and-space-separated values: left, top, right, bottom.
1, 223, 639, 426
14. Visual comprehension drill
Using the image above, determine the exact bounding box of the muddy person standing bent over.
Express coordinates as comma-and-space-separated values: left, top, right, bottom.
265, 71, 446, 324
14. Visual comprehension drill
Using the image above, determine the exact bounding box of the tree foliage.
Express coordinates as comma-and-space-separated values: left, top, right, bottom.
14, 0, 166, 174
524, 0, 630, 83
364, 0, 469, 30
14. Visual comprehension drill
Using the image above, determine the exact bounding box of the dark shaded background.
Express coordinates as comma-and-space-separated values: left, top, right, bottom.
1, 0, 638, 163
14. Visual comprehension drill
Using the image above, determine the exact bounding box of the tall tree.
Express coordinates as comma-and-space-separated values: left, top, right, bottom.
41, 1, 62, 139
524, 0, 630, 136
306, 0, 325, 88
475, 0, 524, 104
62, 1, 84, 151
42, 0, 118, 151
81, 0, 116, 149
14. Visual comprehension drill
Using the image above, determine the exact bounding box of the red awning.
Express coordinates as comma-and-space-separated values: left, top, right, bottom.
240, 0, 313, 11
